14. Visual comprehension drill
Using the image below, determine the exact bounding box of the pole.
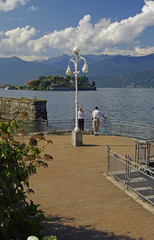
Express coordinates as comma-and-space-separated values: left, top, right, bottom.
74, 53, 79, 131
65, 47, 88, 146
75, 73, 79, 131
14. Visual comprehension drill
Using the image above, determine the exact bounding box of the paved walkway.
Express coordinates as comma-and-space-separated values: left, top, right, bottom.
24, 134, 154, 240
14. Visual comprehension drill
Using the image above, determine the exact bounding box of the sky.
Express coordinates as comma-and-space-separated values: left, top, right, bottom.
0, 0, 154, 61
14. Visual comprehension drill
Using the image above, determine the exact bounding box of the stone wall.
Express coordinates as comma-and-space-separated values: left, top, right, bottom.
0, 97, 47, 132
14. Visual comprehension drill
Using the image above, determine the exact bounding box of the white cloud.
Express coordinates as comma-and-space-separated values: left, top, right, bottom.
0, 0, 154, 59
27, 0, 154, 57
27, 5, 38, 13
135, 46, 154, 56
0, 26, 36, 56
27, 15, 112, 55
0, 0, 29, 12
98, 46, 154, 57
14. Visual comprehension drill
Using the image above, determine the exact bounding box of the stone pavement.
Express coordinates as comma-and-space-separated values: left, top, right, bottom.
24, 134, 154, 240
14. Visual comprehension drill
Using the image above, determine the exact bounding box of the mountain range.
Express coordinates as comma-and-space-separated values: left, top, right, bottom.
0, 53, 154, 87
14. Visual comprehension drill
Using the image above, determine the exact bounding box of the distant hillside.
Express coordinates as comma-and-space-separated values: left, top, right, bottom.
39, 54, 70, 69
0, 57, 64, 86
95, 68, 154, 88
40, 53, 113, 68
41, 53, 154, 88
0, 53, 154, 87
41, 53, 154, 76
87, 54, 154, 78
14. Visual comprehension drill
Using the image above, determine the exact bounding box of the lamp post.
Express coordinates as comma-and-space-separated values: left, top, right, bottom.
66, 47, 88, 146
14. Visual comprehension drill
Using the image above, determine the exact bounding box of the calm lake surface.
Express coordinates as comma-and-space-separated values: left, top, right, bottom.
0, 88, 154, 124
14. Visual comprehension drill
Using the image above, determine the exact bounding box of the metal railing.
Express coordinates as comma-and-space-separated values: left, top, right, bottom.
107, 146, 154, 206
105, 120, 154, 139
135, 139, 154, 166
47, 119, 75, 134
21, 118, 154, 140
18, 118, 48, 133
46, 119, 99, 134
38, 118, 154, 139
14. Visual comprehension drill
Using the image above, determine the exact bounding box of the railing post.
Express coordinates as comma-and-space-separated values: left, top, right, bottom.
146, 141, 151, 166
46, 119, 49, 133
125, 155, 132, 189
134, 140, 139, 168
107, 145, 111, 174
152, 123, 154, 138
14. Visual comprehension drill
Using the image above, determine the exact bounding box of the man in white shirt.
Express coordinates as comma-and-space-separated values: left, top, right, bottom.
92, 106, 106, 135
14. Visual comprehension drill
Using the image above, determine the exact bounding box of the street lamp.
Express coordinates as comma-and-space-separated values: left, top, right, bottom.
66, 47, 88, 146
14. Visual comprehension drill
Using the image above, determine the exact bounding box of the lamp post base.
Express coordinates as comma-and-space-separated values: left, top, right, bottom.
71, 129, 83, 146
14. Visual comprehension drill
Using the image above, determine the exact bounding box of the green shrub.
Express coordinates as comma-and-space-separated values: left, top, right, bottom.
0, 119, 53, 240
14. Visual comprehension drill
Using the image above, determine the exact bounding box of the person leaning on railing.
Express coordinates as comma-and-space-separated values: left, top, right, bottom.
92, 106, 106, 135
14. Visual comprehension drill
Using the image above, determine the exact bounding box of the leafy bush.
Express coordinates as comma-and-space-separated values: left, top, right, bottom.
0, 118, 53, 240
43, 236, 57, 240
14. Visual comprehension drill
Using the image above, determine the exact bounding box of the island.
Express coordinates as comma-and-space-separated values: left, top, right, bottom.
13, 75, 96, 91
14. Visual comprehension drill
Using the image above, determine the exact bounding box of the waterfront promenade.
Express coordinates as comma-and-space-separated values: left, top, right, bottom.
23, 134, 154, 240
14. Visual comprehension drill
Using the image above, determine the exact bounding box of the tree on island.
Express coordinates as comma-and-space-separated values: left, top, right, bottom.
22, 75, 96, 90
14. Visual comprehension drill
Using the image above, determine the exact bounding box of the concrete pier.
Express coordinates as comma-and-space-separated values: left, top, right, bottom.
14, 134, 154, 240
0, 96, 47, 131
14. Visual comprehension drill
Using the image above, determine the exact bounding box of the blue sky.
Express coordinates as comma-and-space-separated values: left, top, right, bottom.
0, 0, 154, 60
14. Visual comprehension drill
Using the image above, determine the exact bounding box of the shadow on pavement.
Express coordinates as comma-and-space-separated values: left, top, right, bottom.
43, 215, 140, 240
81, 144, 101, 147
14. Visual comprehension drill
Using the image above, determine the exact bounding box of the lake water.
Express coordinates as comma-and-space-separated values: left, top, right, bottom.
0, 88, 154, 124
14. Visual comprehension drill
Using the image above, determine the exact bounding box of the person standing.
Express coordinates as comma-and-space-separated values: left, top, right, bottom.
78, 107, 84, 131
92, 106, 106, 135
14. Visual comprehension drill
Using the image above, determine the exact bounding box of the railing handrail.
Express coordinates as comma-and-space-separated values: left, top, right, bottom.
107, 146, 154, 206
108, 147, 154, 179
47, 118, 153, 125
23, 118, 154, 139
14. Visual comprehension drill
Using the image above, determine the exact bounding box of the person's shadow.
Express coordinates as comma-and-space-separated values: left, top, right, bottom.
81, 144, 100, 147
43, 215, 141, 240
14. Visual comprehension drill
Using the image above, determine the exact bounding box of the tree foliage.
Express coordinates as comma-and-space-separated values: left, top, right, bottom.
0, 116, 53, 240
23, 75, 95, 90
